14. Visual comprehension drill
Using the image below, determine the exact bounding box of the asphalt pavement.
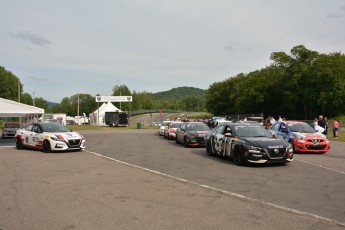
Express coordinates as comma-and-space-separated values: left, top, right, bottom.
0, 130, 344, 230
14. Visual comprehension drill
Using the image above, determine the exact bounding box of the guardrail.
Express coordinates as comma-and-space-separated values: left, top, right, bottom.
129, 109, 182, 116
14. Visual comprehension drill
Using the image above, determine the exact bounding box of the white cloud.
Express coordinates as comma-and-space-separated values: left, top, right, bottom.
0, 0, 344, 102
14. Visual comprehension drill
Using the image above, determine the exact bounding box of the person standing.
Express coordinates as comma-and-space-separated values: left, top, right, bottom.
318, 115, 326, 131
324, 117, 329, 137
333, 119, 339, 139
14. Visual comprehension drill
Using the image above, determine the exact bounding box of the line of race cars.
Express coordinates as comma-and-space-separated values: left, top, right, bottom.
10, 118, 330, 167
159, 119, 330, 166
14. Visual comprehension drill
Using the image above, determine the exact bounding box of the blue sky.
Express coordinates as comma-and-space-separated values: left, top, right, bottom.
1, 0, 345, 103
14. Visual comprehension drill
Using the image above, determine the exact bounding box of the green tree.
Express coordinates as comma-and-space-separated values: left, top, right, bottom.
21, 92, 33, 105
34, 97, 49, 110
0, 66, 22, 101
112, 84, 131, 111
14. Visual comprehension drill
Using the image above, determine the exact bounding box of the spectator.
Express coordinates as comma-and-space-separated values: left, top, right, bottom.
333, 119, 339, 139
317, 115, 329, 136
270, 116, 276, 126
278, 116, 283, 122
313, 118, 318, 128
265, 116, 271, 129
324, 117, 329, 137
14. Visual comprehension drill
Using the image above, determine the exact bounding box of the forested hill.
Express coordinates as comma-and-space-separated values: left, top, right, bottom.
151, 87, 207, 101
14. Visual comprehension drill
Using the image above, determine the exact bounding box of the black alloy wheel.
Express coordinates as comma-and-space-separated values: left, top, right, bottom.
183, 137, 189, 147
206, 140, 214, 156
233, 148, 247, 166
43, 140, 52, 153
15, 138, 23, 149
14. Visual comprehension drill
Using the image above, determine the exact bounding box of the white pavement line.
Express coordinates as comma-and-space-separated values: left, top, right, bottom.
296, 159, 345, 175
86, 150, 345, 228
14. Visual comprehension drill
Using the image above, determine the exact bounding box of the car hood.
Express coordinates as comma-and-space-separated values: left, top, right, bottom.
188, 131, 208, 136
240, 137, 289, 149
45, 132, 83, 140
292, 132, 325, 139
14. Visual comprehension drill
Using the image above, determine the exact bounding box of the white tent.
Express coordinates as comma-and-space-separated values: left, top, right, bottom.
89, 102, 121, 126
0, 97, 44, 118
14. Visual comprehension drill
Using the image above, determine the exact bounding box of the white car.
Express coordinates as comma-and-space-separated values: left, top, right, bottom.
2, 122, 21, 139
159, 121, 173, 136
14, 122, 85, 152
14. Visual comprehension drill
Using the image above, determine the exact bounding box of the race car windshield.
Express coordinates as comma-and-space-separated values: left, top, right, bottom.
235, 126, 272, 137
186, 123, 210, 131
170, 123, 182, 128
41, 123, 71, 132
289, 123, 315, 133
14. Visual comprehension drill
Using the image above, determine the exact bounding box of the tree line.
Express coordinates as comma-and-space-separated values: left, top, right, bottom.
206, 45, 345, 119
2, 45, 345, 118
0, 67, 207, 116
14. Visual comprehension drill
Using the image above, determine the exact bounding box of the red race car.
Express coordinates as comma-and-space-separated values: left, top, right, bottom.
269, 121, 330, 153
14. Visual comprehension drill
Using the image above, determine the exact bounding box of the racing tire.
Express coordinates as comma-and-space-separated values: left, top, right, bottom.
15, 138, 24, 150
43, 140, 52, 153
233, 148, 247, 166
183, 138, 189, 148
210, 138, 219, 156
206, 141, 214, 156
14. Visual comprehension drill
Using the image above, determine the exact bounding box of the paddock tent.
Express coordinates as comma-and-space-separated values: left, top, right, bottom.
0, 97, 45, 118
89, 101, 121, 126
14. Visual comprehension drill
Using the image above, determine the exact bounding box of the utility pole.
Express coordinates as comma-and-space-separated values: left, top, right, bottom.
32, 92, 35, 106
18, 82, 20, 103
78, 93, 80, 125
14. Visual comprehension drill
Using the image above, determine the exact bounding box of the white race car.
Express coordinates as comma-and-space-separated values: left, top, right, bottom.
14, 122, 85, 152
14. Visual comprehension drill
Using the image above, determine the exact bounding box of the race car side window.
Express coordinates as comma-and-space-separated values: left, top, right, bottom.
33, 124, 42, 133
25, 124, 34, 132
271, 123, 279, 131
216, 126, 225, 134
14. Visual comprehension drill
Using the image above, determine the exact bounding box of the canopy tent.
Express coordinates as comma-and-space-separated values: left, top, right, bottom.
0, 97, 45, 117
89, 102, 121, 126
0, 98, 45, 125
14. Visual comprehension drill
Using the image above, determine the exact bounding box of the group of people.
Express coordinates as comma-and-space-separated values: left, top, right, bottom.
313, 115, 339, 138
265, 115, 285, 129
265, 114, 340, 139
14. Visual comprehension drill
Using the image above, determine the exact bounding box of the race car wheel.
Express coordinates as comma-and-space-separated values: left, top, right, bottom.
43, 140, 52, 153
16, 138, 23, 149
233, 148, 246, 166
183, 138, 189, 147
206, 141, 214, 156
210, 138, 218, 156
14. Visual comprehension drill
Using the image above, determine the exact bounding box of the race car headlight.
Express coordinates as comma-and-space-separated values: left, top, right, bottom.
287, 145, 293, 153
296, 134, 306, 140
186, 133, 197, 140
289, 133, 296, 139
243, 144, 262, 153
50, 135, 65, 141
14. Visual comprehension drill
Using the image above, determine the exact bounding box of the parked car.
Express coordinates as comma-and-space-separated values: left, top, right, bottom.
2, 122, 21, 139
159, 121, 173, 136
268, 121, 330, 153
14, 122, 85, 152
206, 122, 293, 165
164, 122, 183, 140
176, 122, 211, 147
